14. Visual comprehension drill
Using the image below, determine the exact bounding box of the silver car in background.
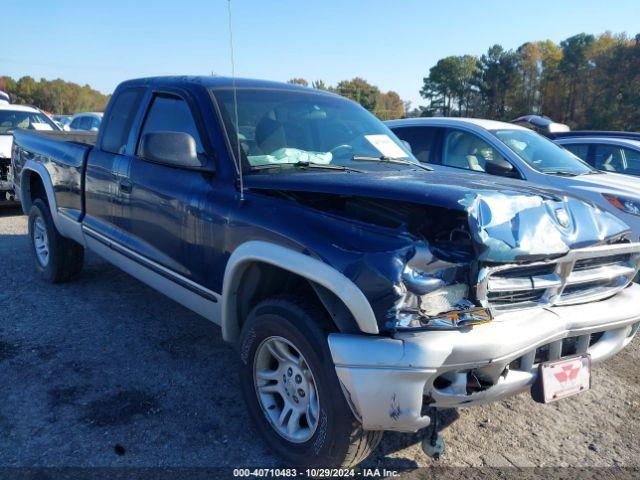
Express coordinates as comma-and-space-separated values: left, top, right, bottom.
68, 112, 103, 132
387, 118, 640, 241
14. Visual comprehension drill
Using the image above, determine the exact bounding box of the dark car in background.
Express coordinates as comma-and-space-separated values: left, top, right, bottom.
512, 114, 640, 179
555, 137, 640, 178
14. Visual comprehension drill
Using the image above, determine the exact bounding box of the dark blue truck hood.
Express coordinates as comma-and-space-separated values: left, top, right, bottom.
245, 169, 630, 263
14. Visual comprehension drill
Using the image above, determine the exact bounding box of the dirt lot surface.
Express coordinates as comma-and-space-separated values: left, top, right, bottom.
1, 205, 639, 477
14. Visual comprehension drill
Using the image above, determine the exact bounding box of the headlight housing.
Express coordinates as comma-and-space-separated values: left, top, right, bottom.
603, 194, 640, 216
394, 267, 492, 330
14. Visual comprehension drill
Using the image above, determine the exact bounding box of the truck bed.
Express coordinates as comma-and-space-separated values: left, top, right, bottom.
19, 130, 98, 146
12, 129, 95, 220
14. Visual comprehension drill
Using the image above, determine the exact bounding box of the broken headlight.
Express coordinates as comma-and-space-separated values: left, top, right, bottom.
395, 268, 492, 330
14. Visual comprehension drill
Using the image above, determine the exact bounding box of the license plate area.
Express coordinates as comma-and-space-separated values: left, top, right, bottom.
537, 354, 591, 403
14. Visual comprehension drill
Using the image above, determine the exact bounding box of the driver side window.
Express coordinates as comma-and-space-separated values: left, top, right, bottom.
138, 94, 204, 154
442, 129, 509, 174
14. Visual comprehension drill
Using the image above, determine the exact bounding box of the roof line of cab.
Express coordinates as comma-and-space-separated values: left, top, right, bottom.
116, 75, 340, 97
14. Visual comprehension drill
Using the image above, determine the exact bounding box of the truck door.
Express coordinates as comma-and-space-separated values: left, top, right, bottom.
122, 90, 227, 295
84, 87, 146, 242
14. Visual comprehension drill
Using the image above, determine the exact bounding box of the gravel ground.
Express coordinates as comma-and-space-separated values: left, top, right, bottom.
1, 205, 639, 476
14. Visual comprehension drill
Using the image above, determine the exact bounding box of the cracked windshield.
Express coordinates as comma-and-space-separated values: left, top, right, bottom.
212, 88, 419, 172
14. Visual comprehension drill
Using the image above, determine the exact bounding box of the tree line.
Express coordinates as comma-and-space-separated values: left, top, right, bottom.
0, 76, 110, 114
419, 32, 640, 130
2, 31, 638, 130
287, 78, 407, 120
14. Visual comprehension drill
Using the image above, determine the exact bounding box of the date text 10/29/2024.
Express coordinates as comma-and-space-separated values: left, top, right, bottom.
233, 468, 400, 478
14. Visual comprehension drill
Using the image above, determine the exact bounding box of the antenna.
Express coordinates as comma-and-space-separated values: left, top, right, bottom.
227, 0, 244, 202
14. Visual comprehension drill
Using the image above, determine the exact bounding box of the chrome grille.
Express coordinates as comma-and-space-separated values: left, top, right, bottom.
477, 243, 640, 310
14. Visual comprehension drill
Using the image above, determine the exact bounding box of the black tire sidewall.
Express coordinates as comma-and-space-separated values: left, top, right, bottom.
238, 299, 357, 467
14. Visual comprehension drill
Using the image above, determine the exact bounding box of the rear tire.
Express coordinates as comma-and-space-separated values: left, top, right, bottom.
238, 295, 382, 467
28, 198, 84, 283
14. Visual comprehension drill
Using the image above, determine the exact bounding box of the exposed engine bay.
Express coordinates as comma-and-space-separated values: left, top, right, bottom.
259, 186, 632, 332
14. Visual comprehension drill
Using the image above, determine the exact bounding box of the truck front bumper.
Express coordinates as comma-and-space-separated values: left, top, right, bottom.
328, 283, 640, 432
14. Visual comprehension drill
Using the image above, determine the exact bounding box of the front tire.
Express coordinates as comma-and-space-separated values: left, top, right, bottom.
238, 296, 382, 467
28, 198, 84, 283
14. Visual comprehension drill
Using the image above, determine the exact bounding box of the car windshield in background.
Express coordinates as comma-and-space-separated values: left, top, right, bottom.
212, 88, 418, 173
0, 110, 59, 134
492, 129, 596, 176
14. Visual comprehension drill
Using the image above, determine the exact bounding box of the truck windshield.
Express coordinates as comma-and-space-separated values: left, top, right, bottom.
0, 110, 59, 134
212, 88, 418, 173
491, 129, 596, 176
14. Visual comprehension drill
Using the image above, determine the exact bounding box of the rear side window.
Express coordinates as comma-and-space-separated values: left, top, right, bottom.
594, 144, 640, 175
443, 129, 508, 173
563, 144, 590, 162
138, 94, 203, 153
101, 88, 145, 154
79, 117, 92, 130
391, 126, 439, 164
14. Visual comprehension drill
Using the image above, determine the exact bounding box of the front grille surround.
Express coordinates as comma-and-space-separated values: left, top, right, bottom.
509, 333, 593, 372
477, 243, 640, 311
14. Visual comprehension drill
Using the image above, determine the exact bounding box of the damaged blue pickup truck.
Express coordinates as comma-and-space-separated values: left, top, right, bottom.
11, 77, 640, 467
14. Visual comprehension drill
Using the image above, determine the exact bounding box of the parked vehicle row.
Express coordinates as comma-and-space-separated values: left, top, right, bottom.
51, 112, 103, 132
0, 104, 103, 202
10, 76, 640, 468
387, 118, 640, 241
557, 136, 640, 178
512, 114, 640, 178
0, 103, 61, 202
52, 114, 72, 130
67, 112, 103, 132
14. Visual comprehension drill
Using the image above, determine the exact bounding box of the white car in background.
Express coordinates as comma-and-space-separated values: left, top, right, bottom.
0, 91, 10, 104
0, 103, 60, 201
68, 112, 103, 132
387, 117, 640, 241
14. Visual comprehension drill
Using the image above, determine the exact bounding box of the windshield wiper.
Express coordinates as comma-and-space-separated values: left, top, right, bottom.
251, 161, 362, 173
351, 155, 432, 171
543, 170, 580, 177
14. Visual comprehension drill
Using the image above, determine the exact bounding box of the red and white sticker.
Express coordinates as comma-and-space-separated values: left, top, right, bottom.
540, 354, 591, 403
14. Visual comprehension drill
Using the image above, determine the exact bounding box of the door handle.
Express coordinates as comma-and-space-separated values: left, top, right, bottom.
119, 178, 133, 194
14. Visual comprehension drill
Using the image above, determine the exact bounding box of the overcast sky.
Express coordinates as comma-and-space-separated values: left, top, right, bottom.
3, 0, 640, 106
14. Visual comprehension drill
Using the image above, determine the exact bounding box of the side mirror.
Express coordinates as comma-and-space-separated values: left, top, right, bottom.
139, 131, 208, 170
485, 157, 518, 177
401, 139, 412, 153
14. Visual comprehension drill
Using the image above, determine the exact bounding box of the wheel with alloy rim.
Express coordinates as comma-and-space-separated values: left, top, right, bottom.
253, 336, 320, 443
33, 215, 50, 267
239, 296, 383, 467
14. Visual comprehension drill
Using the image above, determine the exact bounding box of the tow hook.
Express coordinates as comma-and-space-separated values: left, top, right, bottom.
421, 408, 445, 459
